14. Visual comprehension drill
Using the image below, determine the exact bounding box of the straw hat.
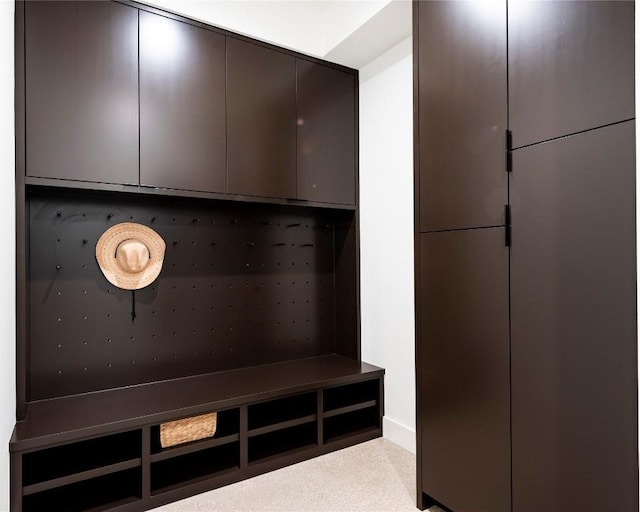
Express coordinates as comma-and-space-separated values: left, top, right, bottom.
96, 222, 166, 290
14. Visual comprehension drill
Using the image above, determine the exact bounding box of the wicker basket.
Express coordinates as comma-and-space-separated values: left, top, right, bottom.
160, 412, 218, 448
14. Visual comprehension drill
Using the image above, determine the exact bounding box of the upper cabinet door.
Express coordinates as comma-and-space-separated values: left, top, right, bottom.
140, 12, 226, 193
417, 1, 507, 232
25, 1, 138, 185
296, 60, 356, 205
508, 0, 635, 148
227, 39, 296, 200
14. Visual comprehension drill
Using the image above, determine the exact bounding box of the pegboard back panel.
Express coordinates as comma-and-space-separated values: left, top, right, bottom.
28, 187, 339, 400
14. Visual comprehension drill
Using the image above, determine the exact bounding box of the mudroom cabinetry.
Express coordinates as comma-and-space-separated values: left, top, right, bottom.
416, 0, 507, 232
418, 228, 510, 512
12, 1, 374, 511
414, 1, 637, 511
139, 11, 227, 193
296, 60, 356, 205
23, 1, 357, 208
25, 1, 139, 185
13, 359, 383, 512
508, 0, 634, 147
510, 120, 637, 512
226, 38, 297, 200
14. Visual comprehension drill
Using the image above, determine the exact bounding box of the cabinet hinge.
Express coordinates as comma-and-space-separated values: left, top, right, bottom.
504, 204, 511, 247
505, 129, 513, 173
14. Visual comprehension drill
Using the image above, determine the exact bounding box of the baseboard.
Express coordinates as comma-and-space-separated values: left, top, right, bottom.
383, 416, 416, 454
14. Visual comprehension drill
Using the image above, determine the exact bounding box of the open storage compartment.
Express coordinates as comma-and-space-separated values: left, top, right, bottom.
22, 430, 141, 488
248, 392, 316, 434
323, 407, 380, 445
151, 408, 240, 457
150, 442, 240, 495
12, 357, 383, 512
323, 379, 379, 414
249, 422, 317, 465
22, 467, 141, 512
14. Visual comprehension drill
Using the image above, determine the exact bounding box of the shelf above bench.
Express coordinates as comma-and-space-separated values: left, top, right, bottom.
12, 355, 383, 453
25, 177, 357, 212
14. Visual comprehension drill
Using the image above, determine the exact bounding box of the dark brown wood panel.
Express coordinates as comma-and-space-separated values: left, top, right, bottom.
511, 121, 638, 512
417, 0, 507, 231
28, 189, 336, 400
296, 60, 355, 205
26, 176, 356, 212
15, 0, 28, 422
10, 450, 21, 512
227, 38, 296, 200
509, 0, 635, 148
140, 12, 226, 193
25, 1, 138, 185
419, 228, 510, 512
12, 355, 382, 452
12, 373, 383, 511
334, 211, 359, 361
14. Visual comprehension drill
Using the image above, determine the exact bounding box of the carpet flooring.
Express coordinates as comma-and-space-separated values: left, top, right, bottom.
153, 438, 443, 512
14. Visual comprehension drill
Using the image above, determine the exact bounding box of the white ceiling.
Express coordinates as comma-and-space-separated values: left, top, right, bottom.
140, 0, 412, 68
325, 0, 411, 69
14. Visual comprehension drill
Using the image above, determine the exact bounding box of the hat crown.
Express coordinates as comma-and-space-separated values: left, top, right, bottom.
96, 222, 165, 290
116, 239, 150, 274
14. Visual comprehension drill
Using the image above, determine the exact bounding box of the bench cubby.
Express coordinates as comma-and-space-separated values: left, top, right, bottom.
151, 442, 241, 495
23, 467, 142, 512
248, 422, 317, 466
23, 430, 141, 489
11, 356, 384, 511
150, 408, 240, 457
324, 407, 381, 445
323, 379, 380, 414
248, 392, 316, 434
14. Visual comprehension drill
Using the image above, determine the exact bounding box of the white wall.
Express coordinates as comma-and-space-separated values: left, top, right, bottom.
0, 1, 15, 510
141, 0, 390, 59
359, 39, 415, 453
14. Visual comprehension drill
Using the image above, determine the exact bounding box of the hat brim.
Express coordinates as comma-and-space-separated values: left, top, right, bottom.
96, 222, 166, 290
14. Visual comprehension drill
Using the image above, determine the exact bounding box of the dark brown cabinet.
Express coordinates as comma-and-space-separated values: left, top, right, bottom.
416, 0, 507, 232
11, 359, 383, 512
139, 12, 226, 193
14, 3, 363, 510
227, 38, 297, 200
296, 60, 356, 205
23, 2, 357, 207
419, 228, 510, 512
510, 121, 637, 512
25, 1, 139, 185
509, 0, 634, 148
415, 1, 637, 511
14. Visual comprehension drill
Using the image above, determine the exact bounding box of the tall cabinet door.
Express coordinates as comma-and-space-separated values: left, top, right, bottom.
511, 121, 638, 512
227, 39, 297, 200
416, 1, 507, 231
140, 12, 226, 193
509, 0, 634, 148
419, 228, 510, 512
25, 1, 139, 184
296, 60, 356, 205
